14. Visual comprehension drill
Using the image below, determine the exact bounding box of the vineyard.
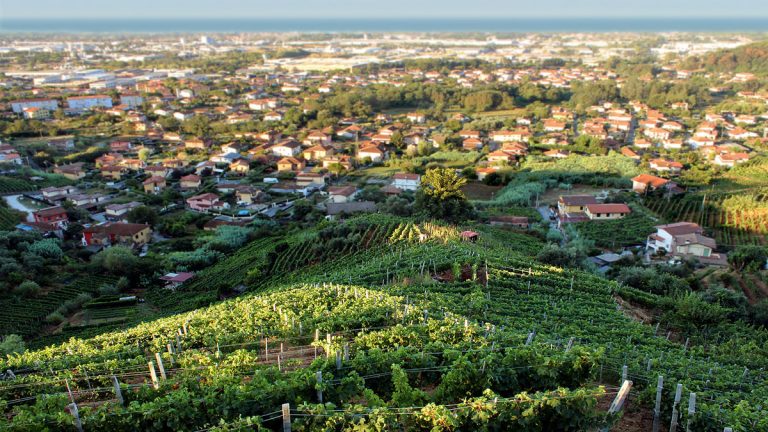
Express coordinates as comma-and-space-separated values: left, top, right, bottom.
0, 275, 117, 338
0, 205, 22, 230
645, 190, 768, 247
0, 216, 766, 431
0, 176, 37, 194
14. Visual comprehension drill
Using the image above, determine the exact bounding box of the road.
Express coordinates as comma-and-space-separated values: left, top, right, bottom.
3, 195, 35, 222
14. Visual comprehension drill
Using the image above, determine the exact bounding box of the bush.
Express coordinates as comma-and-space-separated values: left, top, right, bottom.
14, 280, 41, 298
99, 284, 119, 296
0, 334, 25, 356
45, 311, 66, 325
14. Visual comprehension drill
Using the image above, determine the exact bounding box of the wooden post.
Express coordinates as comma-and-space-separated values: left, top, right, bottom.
686, 392, 696, 432
148, 361, 159, 389
277, 353, 282, 371
525, 331, 535, 345
176, 334, 182, 353
652, 376, 663, 432
343, 344, 349, 362
68, 402, 84, 432
155, 353, 167, 380
316, 371, 323, 403
65, 378, 75, 403
670, 383, 683, 432
167, 344, 175, 366
315, 329, 319, 342
265, 338, 269, 361
112, 375, 124, 406
282, 403, 291, 432
622, 365, 628, 383
336, 351, 342, 370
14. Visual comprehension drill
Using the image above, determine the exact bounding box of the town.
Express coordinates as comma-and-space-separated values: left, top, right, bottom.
1, 28, 767, 431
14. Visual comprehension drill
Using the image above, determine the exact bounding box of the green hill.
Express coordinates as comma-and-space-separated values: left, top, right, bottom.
0, 215, 766, 431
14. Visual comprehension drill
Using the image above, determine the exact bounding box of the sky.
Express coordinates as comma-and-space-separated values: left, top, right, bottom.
0, 0, 766, 20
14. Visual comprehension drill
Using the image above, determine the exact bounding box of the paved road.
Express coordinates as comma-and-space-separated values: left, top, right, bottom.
3, 195, 35, 222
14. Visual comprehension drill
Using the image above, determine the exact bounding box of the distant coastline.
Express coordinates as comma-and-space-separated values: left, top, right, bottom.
1, 17, 767, 34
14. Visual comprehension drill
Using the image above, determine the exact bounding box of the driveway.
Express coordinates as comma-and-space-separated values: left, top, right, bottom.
3, 195, 35, 222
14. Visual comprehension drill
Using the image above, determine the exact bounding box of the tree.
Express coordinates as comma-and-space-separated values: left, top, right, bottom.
357, 186, 386, 203
728, 245, 768, 272
292, 199, 314, 221
183, 115, 212, 137
126, 206, 159, 226
414, 168, 474, 222
138, 148, 151, 161
27, 238, 63, 261
0, 334, 25, 356
92, 246, 140, 276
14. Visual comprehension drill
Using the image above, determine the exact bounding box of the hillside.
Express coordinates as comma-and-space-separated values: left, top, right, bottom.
0, 216, 766, 431
692, 41, 768, 75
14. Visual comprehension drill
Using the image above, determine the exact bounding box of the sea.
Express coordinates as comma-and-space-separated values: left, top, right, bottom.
0, 18, 767, 34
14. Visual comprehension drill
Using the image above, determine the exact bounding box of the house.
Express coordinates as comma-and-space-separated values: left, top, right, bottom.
302, 144, 334, 161
104, 202, 142, 220
714, 153, 750, 167
143, 176, 167, 194
326, 201, 377, 219
41, 185, 78, 202
271, 140, 302, 157
48, 138, 75, 152
406, 112, 426, 123
187, 193, 229, 212
145, 165, 170, 178
53, 162, 86, 180
644, 127, 672, 141
631, 174, 672, 194
22, 107, 50, 119
487, 150, 515, 164
621, 147, 640, 160
392, 173, 421, 191
543, 119, 567, 132
327, 185, 359, 203
82, 222, 152, 247
357, 144, 387, 163
180, 174, 202, 189
296, 172, 329, 187
100, 165, 127, 180
462, 138, 483, 151
543, 149, 569, 159
185, 138, 210, 150
459, 130, 481, 140
67, 95, 113, 110
584, 203, 631, 220
229, 159, 251, 175
322, 155, 354, 171
235, 186, 265, 205
558, 195, 598, 214
277, 157, 305, 172
33, 206, 68, 229
649, 159, 683, 175
647, 222, 716, 258
306, 131, 332, 146
488, 215, 529, 228
263, 111, 284, 122
491, 129, 531, 143
159, 272, 195, 290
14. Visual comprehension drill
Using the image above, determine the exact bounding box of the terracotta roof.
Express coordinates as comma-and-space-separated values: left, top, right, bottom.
586, 203, 631, 214
656, 222, 702, 236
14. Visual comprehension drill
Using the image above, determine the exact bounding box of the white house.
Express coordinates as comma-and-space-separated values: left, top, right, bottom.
271, 140, 302, 157
647, 222, 716, 258
67, 95, 113, 110
392, 173, 421, 191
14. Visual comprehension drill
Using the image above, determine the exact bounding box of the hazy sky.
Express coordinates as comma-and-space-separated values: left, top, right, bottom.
0, 0, 765, 19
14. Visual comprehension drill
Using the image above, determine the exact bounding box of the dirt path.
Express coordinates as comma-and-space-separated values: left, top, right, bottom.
744, 274, 768, 299
733, 274, 758, 305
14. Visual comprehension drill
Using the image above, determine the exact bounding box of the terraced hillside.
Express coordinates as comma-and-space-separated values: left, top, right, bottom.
0, 216, 765, 431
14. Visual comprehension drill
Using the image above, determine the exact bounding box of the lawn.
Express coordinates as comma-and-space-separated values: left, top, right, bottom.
462, 182, 503, 200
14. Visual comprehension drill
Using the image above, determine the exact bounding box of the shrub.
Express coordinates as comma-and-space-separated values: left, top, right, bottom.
45, 311, 66, 325
14, 280, 41, 298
